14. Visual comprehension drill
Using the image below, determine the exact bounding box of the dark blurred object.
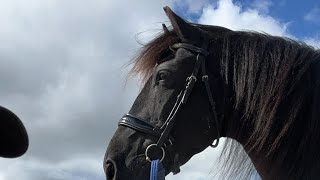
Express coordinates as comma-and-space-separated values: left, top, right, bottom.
0, 106, 28, 158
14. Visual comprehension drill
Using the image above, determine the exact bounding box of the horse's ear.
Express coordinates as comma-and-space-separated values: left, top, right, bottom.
162, 24, 170, 34
163, 6, 203, 44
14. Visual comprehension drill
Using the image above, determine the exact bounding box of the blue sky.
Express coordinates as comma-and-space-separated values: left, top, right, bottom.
173, 0, 320, 43
262, 0, 319, 38
0, 0, 318, 180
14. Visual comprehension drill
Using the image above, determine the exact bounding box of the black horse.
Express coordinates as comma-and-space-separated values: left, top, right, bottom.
104, 7, 320, 180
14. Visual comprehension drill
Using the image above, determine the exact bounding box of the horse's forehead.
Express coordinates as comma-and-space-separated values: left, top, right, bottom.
157, 48, 195, 68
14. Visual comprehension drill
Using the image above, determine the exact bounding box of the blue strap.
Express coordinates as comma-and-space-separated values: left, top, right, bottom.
150, 159, 165, 180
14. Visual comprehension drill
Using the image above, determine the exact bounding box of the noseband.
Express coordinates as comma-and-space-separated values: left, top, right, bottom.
118, 39, 220, 174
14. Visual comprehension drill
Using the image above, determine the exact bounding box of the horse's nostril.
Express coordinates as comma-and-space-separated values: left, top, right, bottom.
106, 160, 116, 180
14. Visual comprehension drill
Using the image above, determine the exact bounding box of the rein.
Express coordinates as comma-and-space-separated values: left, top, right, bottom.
118, 40, 221, 176
150, 160, 165, 180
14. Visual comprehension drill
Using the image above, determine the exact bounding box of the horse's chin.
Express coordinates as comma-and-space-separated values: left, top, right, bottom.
125, 156, 151, 179
134, 165, 152, 180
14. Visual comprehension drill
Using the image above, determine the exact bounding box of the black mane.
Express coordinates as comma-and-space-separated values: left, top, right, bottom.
220, 30, 320, 179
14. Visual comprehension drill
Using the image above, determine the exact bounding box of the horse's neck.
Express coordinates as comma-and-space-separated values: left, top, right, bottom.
238, 111, 320, 180
214, 52, 320, 179
246, 144, 320, 180
223, 101, 320, 179
246, 64, 320, 179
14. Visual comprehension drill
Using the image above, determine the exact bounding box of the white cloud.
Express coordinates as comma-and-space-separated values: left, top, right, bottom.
303, 36, 320, 49
0, 0, 173, 179
0, 156, 103, 180
198, 0, 290, 36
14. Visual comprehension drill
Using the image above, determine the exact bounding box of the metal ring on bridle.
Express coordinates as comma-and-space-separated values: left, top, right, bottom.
145, 144, 165, 162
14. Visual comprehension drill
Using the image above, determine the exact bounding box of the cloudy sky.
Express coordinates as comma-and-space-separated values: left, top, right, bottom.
0, 0, 319, 179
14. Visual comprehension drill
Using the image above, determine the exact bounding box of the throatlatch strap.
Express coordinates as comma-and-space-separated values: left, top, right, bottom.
150, 160, 165, 180
201, 61, 220, 147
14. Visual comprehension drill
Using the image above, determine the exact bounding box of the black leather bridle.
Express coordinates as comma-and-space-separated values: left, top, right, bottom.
118, 39, 220, 174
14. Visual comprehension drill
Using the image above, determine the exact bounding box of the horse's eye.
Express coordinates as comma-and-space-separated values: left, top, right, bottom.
159, 72, 167, 80
156, 70, 170, 82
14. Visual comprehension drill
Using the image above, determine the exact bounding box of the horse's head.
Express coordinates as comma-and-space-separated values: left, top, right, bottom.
104, 7, 231, 179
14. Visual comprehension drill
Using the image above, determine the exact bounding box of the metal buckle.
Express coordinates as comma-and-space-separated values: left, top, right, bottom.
187, 75, 197, 83
202, 75, 208, 81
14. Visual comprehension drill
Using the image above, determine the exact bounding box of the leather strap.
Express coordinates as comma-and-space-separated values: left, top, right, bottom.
171, 43, 208, 56
201, 60, 220, 147
119, 115, 161, 137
